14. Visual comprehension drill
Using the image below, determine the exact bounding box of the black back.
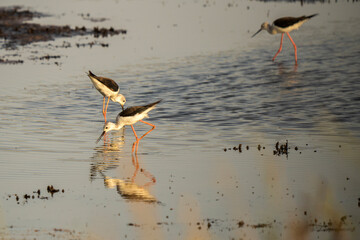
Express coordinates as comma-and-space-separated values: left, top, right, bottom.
88, 71, 119, 92
119, 100, 162, 117
274, 14, 318, 28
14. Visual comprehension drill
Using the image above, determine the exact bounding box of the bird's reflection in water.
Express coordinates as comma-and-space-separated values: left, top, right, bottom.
101, 152, 157, 203
275, 62, 300, 88
90, 128, 158, 203
276, 62, 298, 75
90, 128, 126, 181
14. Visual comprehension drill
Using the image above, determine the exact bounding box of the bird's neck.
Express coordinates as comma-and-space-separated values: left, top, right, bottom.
266, 25, 276, 34
109, 94, 117, 102
114, 122, 124, 130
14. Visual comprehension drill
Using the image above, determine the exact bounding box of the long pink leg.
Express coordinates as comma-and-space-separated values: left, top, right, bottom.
104, 97, 110, 116
286, 32, 297, 64
100, 97, 108, 138
132, 128, 156, 152
102, 97, 110, 123
131, 121, 156, 153
139, 120, 155, 128
131, 125, 139, 140
131, 125, 139, 152
138, 120, 156, 141
131, 152, 156, 186
272, 33, 284, 62
102, 97, 106, 121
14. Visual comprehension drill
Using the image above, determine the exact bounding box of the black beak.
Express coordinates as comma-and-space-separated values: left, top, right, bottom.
252, 28, 262, 38
121, 105, 124, 111
96, 131, 106, 144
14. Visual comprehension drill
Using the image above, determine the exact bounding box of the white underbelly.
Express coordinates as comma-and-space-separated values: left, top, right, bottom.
120, 113, 149, 126
90, 78, 118, 99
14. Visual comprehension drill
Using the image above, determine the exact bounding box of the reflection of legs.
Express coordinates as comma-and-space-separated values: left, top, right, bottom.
103, 131, 109, 144
142, 168, 156, 185
286, 32, 297, 64
131, 125, 139, 153
131, 152, 139, 182
272, 33, 284, 62
131, 151, 156, 187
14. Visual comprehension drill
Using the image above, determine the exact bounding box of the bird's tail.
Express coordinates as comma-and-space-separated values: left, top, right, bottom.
145, 99, 162, 109
87, 70, 97, 78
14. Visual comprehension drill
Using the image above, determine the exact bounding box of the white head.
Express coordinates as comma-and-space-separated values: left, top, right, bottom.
96, 122, 123, 143
252, 22, 270, 38
114, 94, 126, 110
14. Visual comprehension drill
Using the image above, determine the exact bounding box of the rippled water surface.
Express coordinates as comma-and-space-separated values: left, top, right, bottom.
1, 0, 360, 239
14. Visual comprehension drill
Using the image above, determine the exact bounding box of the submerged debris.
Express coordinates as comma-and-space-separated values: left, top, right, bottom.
39, 55, 61, 60
251, 223, 272, 228
0, 58, 24, 64
273, 140, 288, 156
47, 185, 60, 196
93, 26, 127, 38
308, 215, 355, 232
127, 223, 140, 227
79, 13, 108, 23
6, 185, 65, 204
75, 42, 109, 48
223, 141, 308, 156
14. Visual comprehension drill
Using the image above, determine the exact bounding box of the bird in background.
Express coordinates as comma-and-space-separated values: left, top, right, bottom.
87, 71, 126, 123
252, 14, 318, 64
96, 100, 162, 152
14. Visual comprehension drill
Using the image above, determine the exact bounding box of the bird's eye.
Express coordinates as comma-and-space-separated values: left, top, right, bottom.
105, 127, 108, 129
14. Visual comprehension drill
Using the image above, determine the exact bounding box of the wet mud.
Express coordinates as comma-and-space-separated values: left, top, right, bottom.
0, 58, 23, 64
125, 216, 355, 234
0, 227, 93, 240
0, 6, 126, 63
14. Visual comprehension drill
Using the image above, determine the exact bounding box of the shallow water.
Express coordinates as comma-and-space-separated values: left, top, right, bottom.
1, 0, 360, 239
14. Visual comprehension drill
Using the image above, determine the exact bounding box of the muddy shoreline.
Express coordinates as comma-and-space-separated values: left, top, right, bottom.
0, 6, 126, 63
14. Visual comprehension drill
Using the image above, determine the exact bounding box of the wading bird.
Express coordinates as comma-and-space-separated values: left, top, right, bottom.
96, 100, 162, 152
87, 71, 126, 122
252, 14, 318, 64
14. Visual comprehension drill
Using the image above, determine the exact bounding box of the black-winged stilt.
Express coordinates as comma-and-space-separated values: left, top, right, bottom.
96, 100, 162, 152
252, 14, 318, 64
87, 71, 126, 123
